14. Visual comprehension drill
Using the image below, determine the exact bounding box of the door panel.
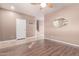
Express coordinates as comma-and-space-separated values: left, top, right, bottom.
16, 18, 26, 39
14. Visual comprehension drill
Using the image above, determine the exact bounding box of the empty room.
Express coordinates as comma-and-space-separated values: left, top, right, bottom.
0, 3, 79, 56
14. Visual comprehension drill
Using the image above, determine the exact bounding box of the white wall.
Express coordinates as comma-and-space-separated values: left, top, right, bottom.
45, 6, 79, 45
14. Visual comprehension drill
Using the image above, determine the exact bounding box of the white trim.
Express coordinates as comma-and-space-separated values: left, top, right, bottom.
0, 35, 44, 49
0, 36, 38, 49
45, 37, 79, 48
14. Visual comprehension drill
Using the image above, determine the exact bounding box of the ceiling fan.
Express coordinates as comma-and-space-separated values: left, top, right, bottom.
31, 3, 54, 8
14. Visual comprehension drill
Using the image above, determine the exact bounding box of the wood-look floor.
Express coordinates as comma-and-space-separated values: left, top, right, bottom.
0, 39, 79, 56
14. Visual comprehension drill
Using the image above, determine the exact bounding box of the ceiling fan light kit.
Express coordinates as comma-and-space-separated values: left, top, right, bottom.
40, 3, 47, 8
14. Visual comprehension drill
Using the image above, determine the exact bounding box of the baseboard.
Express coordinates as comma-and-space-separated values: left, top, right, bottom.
45, 37, 79, 48
0, 36, 38, 49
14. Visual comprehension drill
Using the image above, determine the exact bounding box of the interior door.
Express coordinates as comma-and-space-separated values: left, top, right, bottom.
16, 18, 26, 39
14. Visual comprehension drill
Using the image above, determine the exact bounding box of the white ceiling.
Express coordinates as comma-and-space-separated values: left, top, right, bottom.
0, 3, 68, 17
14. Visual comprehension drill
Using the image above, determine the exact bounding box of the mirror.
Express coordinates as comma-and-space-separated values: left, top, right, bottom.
37, 20, 39, 32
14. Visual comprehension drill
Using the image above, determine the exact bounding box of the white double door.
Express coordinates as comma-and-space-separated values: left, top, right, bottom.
16, 18, 26, 39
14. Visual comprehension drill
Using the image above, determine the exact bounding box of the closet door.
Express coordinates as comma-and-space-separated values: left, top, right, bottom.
16, 18, 26, 39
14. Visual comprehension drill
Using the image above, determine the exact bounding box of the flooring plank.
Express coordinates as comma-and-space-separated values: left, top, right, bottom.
0, 39, 79, 56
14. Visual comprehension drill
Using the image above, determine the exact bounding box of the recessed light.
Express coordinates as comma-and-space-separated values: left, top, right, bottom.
11, 6, 15, 10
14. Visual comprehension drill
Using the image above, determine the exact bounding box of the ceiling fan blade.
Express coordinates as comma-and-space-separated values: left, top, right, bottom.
31, 3, 40, 5
31, 3, 54, 9
47, 3, 53, 8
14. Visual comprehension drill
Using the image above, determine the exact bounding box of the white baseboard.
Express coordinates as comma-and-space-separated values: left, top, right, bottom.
0, 36, 38, 49
45, 37, 79, 48
0, 35, 45, 49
